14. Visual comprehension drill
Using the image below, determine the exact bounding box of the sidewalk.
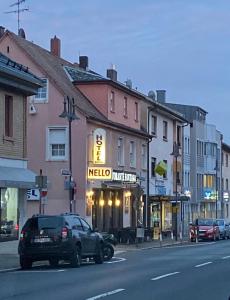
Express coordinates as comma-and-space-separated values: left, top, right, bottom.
0, 240, 19, 270
0, 238, 190, 271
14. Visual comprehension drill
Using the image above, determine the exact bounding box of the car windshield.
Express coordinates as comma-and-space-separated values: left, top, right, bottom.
216, 220, 224, 226
197, 219, 214, 226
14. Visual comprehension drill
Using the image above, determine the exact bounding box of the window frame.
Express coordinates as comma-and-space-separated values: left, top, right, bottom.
151, 115, 157, 136
117, 137, 124, 166
34, 78, 49, 103
110, 91, 115, 113
163, 120, 168, 140
46, 126, 68, 161
129, 141, 136, 168
124, 97, 128, 118
4, 95, 13, 138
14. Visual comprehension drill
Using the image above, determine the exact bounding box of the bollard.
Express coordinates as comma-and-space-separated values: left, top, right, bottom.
159, 232, 163, 247
171, 231, 174, 244
195, 229, 198, 243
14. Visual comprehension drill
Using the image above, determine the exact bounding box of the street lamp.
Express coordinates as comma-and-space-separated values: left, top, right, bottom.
59, 96, 80, 213
171, 142, 180, 241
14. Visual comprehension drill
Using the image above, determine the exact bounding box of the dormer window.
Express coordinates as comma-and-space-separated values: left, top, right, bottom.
34, 78, 48, 102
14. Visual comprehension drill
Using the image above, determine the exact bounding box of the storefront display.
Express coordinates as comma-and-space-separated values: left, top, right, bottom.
0, 188, 19, 240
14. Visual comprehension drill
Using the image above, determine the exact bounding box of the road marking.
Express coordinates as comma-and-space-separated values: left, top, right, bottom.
222, 256, 230, 260
151, 272, 180, 281
85, 288, 125, 300
0, 267, 19, 273
105, 257, 126, 264
195, 262, 212, 268
16, 269, 66, 273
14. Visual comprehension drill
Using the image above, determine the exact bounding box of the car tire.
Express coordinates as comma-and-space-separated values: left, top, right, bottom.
20, 256, 32, 270
70, 245, 81, 268
103, 244, 114, 261
49, 258, 59, 267
94, 244, 104, 264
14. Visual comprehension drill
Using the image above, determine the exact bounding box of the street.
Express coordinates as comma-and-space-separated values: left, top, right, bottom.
0, 240, 230, 300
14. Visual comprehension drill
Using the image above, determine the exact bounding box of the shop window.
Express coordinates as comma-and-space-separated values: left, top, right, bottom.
0, 188, 18, 241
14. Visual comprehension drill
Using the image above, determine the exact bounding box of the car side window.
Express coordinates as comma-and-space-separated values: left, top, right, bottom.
80, 218, 91, 232
72, 217, 83, 231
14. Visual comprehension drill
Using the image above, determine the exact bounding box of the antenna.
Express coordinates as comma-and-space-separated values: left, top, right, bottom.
4, 0, 29, 34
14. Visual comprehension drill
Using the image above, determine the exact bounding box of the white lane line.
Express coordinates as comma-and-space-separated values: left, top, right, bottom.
16, 269, 66, 273
105, 257, 126, 264
195, 262, 212, 268
151, 272, 180, 281
222, 256, 230, 260
85, 288, 125, 300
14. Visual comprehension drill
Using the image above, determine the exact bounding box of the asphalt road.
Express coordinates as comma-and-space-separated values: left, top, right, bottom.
1, 240, 230, 300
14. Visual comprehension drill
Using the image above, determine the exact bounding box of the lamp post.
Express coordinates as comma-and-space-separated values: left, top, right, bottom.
59, 96, 79, 213
215, 157, 218, 219
171, 142, 180, 241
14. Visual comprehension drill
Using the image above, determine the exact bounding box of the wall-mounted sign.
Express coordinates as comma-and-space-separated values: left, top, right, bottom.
93, 128, 106, 164
223, 192, 229, 201
203, 188, 217, 200
88, 167, 112, 180
112, 170, 136, 183
27, 189, 40, 201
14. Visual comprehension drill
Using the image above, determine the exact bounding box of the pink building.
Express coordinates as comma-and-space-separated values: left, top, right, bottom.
0, 29, 150, 233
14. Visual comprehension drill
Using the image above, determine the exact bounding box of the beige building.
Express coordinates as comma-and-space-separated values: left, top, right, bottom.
0, 52, 42, 241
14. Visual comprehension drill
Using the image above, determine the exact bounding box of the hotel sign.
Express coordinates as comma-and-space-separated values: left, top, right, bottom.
112, 170, 137, 183
93, 128, 106, 164
88, 167, 112, 180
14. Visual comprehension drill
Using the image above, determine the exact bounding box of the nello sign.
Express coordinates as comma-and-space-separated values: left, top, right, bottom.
93, 128, 106, 164
88, 167, 112, 180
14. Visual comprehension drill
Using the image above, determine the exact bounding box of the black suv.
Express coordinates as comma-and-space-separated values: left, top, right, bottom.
18, 214, 104, 269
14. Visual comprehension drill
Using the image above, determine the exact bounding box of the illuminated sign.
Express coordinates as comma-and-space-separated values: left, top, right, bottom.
112, 170, 136, 183
88, 167, 112, 180
93, 128, 106, 164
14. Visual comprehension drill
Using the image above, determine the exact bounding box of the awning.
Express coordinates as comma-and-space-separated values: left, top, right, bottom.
0, 166, 37, 189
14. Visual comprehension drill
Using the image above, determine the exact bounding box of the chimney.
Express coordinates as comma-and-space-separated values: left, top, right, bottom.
18, 28, 26, 39
125, 79, 132, 89
79, 56, 88, 70
148, 90, 156, 101
156, 90, 166, 103
0, 26, 5, 39
107, 64, 117, 81
50, 35, 61, 57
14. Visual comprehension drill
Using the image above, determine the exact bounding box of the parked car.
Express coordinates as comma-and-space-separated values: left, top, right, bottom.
18, 213, 104, 269
190, 218, 220, 242
216, 219, 229, 239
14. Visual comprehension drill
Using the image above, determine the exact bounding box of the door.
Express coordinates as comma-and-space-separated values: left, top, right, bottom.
80, 218, 98, 254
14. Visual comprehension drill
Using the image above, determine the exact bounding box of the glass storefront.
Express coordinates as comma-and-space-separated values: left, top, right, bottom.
0, 188, 19, 241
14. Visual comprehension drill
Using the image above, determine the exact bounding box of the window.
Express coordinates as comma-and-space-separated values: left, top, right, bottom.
141, 144, 147, 169
34, 78, 48, 101
134, 102, 138, 121
177, 126, 181, 146
47, 127, 67, 160
163, 159, 167, 179
226, 154, 228, 167
226, 179, 229, 190
151, 157, 156, 177
80, 218, 91, 231
124, 97, 128, 117
4, 95, 13, 137
110, 91, 115, 112
151, 115, 157, 136
163, 121, 168, 140
129, 141, 136, 168
117, 137, 124, 166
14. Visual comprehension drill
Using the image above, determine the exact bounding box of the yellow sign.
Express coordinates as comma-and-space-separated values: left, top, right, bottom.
93, 128, 106, 164
88, 167, 112, 180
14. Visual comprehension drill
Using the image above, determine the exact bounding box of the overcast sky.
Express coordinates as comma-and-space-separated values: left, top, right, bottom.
2, 0, 230, 143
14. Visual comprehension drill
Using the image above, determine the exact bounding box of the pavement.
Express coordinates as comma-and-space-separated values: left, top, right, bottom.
0, 238, 190, 271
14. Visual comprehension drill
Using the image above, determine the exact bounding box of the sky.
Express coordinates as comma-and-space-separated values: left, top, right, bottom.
1, 0, 230, 143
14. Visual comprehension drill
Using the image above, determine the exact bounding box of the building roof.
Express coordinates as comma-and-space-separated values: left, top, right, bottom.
65, 65, 188, 123
0, 52, 43, 95
0, 30, 150, 139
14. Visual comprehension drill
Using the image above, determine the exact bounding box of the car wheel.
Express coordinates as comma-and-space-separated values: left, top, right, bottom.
70, 245, 81, 268
94, 244, 104, 264
49, 258, 59, 267
103, 244, 114, 261
20, 256, 32, 270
